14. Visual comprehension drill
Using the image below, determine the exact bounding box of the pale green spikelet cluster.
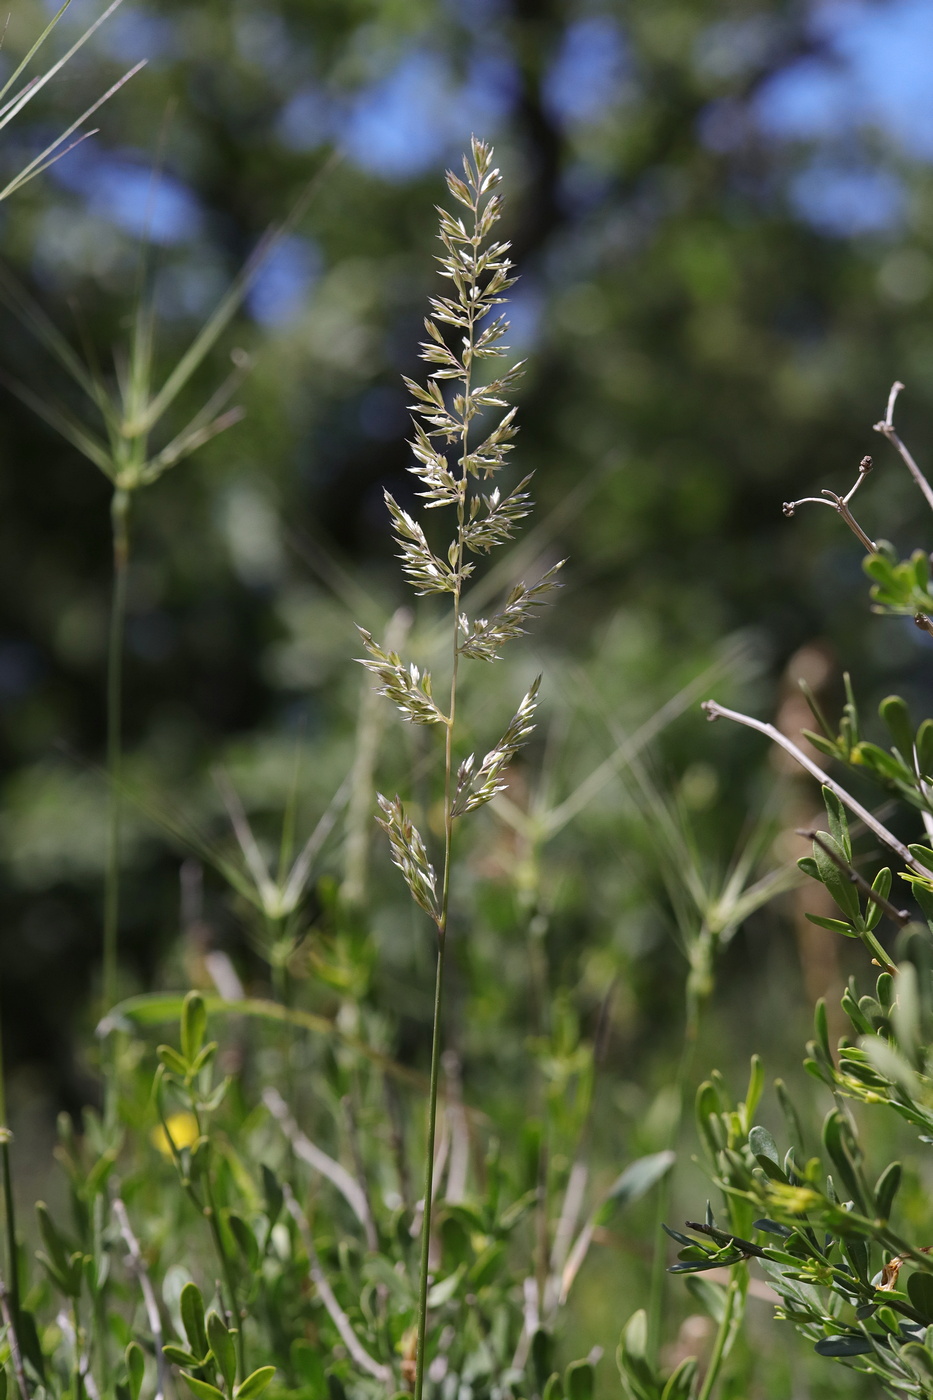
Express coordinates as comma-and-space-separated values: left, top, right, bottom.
359, 137, 561, 923
375, 794, 438, 919
452, 676, 541, 817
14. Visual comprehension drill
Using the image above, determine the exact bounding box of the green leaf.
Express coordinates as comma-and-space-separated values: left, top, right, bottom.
804, 914, 857, 934
908, 1271, 933, 1323
917, 720, 933, 778
814, 999, 832, 1062
812, 832, 860, 923
35, 1201, 71, 1276
797, 856, 820, 881
802, 730, 839, 759
326, 1372, 347, 1400
877, 971, 896, 1009
902, 1340, 933, 1380
744, 1055, 764, 1123
696, 1081, 726, 1159
873, 1161, 902, 1222
125, 1342, 145, 1400
685, 1273, 726, 1324
864, 553, 896, 585
865, 867, 893, 931
822, 786, 852, 860
157, 1044, 190, 1078
748, 1126, 780, 1168
228, 1212, 259, 1270
660, 1358, 697, 1400
565, 1359, 595, 1400
207, 1311, 237, 1394
852, 742, 913, 783
261, 1165, 283, 1225
235, 1367, 277, 1400
815, 1334, 874, 1357
181, 1282, 209, 1360
617, 1310, 656, 1397
892, 960, 921, 1057
427, 1263, 465, 1307
291, 1340, 325, 1390
861, 1035, 921, 1098
913, 881, 933, 928
181, 1379, 225, 1400
532, 1329, 555, 1391
181, 991, 207, 1063
163, 1345, 202, 1367
821, 1110, 866, 1213
909, 844, 933, 873
17, 1310, 45, 1382
879, 695, 914, 763
543, 1374, 564, 1400
603, 1151, 675, 1213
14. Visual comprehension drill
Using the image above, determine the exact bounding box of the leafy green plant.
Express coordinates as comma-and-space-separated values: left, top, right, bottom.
641, 385, 933, 1398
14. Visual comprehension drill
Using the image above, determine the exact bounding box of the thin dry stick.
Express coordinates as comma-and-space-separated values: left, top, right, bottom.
703, 700, 927, 876
263, 1087, 375, 1238
283, 1185, 391, 1384
112, 1196, 169, 1400
783, 455, 877, 552
874, 381, 933, 516
0, 1274, 29, 1400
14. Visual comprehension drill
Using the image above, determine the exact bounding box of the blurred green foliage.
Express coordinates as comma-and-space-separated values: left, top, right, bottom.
0, 0, 932, 1395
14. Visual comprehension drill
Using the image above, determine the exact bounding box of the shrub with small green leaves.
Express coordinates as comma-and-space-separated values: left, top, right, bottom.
644, 387, 933, 1399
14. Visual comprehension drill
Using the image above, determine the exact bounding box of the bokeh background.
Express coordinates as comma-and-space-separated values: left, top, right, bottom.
2, 0, 933, 1389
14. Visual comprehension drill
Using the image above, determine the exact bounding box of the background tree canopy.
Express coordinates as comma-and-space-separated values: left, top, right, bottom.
0, 0, 931, 1269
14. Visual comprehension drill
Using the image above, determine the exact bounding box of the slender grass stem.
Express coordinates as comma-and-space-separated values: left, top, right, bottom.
696, 1266, 742, 1400
413, 926, 448, 1400
73, 1298, 84, 1400
0, 997, 19, 1338
647, 981, 703, 1366
413, 164, 481, 1400
104, 488, 131, 1025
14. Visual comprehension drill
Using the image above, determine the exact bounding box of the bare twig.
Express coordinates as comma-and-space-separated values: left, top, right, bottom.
113, 1196, 169, 1400
703, 700, 927, 876
263, 1087, 375, 1238
283, 1185, 392, 1384
0, 1274, 29, 1400
874, 381, 933, 517
783, 455, 877, 552
798, 828, 910, 929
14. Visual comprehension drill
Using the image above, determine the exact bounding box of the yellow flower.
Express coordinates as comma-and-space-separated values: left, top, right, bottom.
151, 1112, 199, 1157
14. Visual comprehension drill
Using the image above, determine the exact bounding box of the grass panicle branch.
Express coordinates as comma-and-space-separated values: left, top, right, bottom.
359, 137, 559, 1400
